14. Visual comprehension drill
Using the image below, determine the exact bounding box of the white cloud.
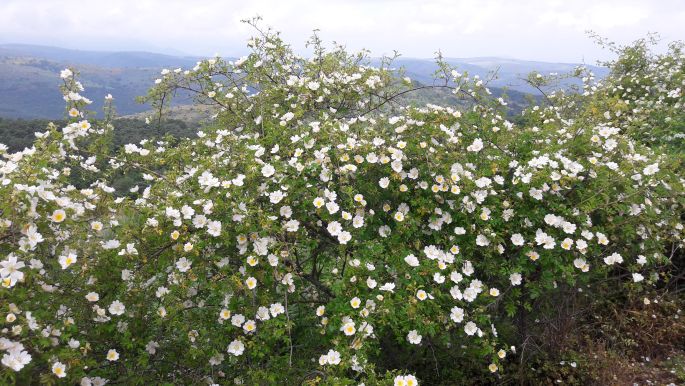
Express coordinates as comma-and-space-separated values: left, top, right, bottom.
538, 3, 649, 31
0, 0, 682, 62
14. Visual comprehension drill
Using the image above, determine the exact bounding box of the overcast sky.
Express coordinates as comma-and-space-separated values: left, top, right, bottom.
0, 0, 683, 63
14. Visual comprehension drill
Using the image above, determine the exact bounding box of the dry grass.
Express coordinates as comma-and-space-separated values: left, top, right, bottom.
508, 291, 685, 385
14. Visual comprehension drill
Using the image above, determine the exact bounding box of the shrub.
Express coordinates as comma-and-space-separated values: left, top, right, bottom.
1, 20, 683, 385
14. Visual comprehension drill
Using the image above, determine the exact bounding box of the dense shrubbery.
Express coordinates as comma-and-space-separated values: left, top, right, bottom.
1, 20, 683, 385
0, 117, 195, 154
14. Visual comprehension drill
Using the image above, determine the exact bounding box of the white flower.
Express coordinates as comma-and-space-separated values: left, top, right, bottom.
102, 240, 121, 250
643, 163, 659, 176
58, 252, 77, 270
342, 321, 356, 336
318, 354, 328, 366
280, 206, 292, 218
68, 339, 80, 349
476, 234, 490, 247
227, 339, 245, 356
337, 231, 352, 244
632, 273, 645, 282
181, 205, 195, 219
243, 320, 257, 333
51, 209, 66, 223
52, 361, 67, 378
464, 321, 478, 336
544, 214, 560, 226
155, 286, 170, 298
603, 252, 623, 265
596, 232, 609, 245
0, 345, 31, 371
509, 273, 522, 286
535, 229, 555, 249
562, 222, 577, 234
433, 273, 445, 284
576, 239, 588, 252
407, 330, 422, 344
462, 260, 475, 276
307, 81, 320, 91
207, 220, 222, 236
379, 282, 396, 292
269, 190, 285, 204
394, 375, 419, 386
319, 349, 341, 365
176, 257, 192, 272
106, 349, 119, 361
270, 303, 285, 317
108, 300, 125, 316
353, 216, 365, 228
25, 225, 44, 249
246, 277, 257, 290
379, 177, 390, 188
467, 138, 483, 152
328, 349, 342, 365
280, 112, 295, 125
255, 307, 269, 324
404, 254, 419, 267
450, 286, 463, 302
327, 221, 342, 236
198, 170, 220, 189
560, 238, 573, 250
85, 292, 99, 302
261, 164, 275, 177
231, 314, 246, 327
285, 219, 300, 232
219, 309, 231, 320
146, 341, 159, 355
450, 306, 464, 323
529, 188, 543, 200
573, 258, 589, 272
326, 201, 339, 214
0, 254, 25, 286
511, 234, 524, 246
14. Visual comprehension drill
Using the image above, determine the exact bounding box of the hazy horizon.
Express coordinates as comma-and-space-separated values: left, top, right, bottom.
0, 0, 683, 63
0, 42, 616, 65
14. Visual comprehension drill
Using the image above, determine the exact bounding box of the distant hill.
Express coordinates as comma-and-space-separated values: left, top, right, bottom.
0, 44, 202, 68
392, 57, 608, 94
0, 44, 204, 119
0, 44, 609, 119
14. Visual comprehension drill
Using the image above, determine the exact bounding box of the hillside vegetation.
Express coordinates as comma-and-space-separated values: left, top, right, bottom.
0, 22, 683, 386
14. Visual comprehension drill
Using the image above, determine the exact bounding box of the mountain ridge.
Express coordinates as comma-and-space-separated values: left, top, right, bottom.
0, 43, 608, 119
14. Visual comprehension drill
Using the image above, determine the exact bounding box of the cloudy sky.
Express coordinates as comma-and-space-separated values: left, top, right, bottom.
1, 0, 683, 63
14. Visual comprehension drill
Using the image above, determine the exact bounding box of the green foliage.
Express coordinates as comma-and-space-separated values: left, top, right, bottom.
0, 117, 195, 153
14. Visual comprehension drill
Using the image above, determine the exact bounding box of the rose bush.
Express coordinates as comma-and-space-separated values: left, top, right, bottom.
1, 20, 683, 385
